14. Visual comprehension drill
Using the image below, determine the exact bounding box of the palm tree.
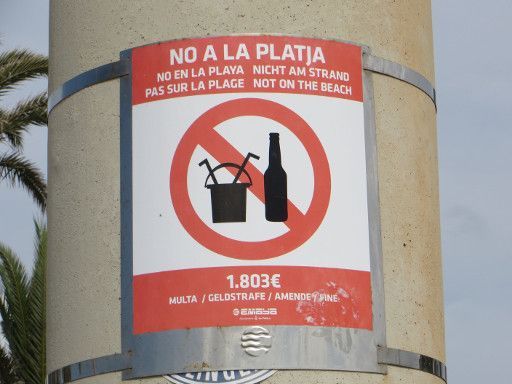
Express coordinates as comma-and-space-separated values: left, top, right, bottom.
0, 48, 48, 211
0, 220, 46, 384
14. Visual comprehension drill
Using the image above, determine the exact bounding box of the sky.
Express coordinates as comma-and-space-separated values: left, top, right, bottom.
1, 1, 511, 383
432, 0, 512, 382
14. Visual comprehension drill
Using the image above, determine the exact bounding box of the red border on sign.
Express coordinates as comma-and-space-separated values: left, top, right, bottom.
170, 97, 331, 260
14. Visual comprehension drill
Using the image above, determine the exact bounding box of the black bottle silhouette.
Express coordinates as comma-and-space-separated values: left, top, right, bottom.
264, 133, 288, 222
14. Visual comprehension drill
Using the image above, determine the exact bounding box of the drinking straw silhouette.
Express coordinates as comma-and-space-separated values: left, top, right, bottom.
199, 159, 218, 184
232, 152, 260, 183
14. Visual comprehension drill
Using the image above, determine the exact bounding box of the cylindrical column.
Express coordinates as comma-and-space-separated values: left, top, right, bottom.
48, 1, 444, 383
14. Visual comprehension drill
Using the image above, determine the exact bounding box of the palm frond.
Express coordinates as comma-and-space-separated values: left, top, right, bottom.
0, 344, 18, 384
0, 244, 40, 384
0, 221, 47, 384
0, 92, 47, 148
28, 219, 46, 384
0, 152, 46, 211
0, 222, 47, 384
0, 49, 47, 98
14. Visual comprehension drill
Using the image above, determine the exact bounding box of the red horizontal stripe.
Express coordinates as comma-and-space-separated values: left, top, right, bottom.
133, 266, 372, 334
132, 36, 363, 105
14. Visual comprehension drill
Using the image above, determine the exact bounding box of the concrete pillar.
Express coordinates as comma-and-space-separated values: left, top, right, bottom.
48, 1, 444, 383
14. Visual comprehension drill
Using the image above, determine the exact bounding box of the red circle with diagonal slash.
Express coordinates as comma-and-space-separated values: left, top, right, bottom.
170, 98, 330, 260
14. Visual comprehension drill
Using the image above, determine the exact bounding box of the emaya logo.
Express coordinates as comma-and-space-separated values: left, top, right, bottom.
233, 308, 278, 316
165, 370, 276, 384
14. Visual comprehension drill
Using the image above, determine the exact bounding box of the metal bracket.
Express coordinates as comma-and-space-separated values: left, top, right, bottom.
47, 353, 131, 384
47, 348, 448, 383
48, 59, 130, 112
363, 54, 436, 107
377, 346, 447, 382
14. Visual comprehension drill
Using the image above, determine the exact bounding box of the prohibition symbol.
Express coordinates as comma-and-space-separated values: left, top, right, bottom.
170, 98, 331, 260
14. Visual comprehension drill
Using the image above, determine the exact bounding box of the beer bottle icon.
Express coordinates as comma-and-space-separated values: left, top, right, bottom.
264, 133, 288, 222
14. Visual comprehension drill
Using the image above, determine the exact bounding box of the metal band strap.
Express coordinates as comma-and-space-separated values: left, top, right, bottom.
47, 348, 447, 383
48, 60, 130, 112
363, 54, 436, 106
378, 347, 447, 382
47, 55, 436, 113
47, 353, 130, 384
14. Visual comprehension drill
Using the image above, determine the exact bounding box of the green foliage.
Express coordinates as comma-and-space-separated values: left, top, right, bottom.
0, 220, 46, 384
0, 93, 47, 148
0, 49, 47, 98
0, 48, 48, 211
0, 152, 46, 211
0, 344, 17, 383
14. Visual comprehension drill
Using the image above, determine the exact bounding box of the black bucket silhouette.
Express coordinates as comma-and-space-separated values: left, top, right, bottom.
200, 154, 259, 223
